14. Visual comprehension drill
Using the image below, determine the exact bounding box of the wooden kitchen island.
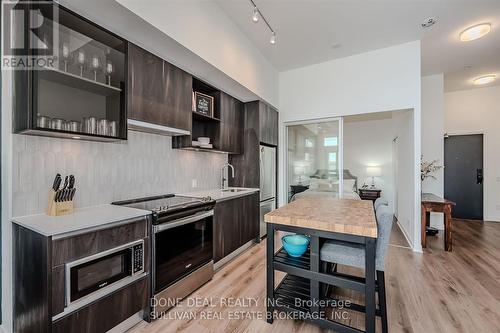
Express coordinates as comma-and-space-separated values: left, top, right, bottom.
264, 197, 378, 333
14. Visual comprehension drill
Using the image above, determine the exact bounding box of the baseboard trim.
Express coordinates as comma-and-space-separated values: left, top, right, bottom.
394, 217, 413, 250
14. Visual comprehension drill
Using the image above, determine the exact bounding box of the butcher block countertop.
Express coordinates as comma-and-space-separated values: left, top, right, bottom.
264, 197, 377, 238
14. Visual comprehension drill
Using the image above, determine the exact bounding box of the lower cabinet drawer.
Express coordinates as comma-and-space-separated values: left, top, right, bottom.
52, 277, 149, 333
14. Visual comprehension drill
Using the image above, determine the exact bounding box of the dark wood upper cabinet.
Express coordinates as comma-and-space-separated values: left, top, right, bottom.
173, 82, 244, 154
128, 43, 192, 131
259, 102, 279, 146
13, 3, 128, 142
229, 101, 279, 188
213, 193, 259, 263
218, 92, 243, 154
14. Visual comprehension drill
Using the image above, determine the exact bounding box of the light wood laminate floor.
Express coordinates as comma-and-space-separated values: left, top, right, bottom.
130, 219, 500, 333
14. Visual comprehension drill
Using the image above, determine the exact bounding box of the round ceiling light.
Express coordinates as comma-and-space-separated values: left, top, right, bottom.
473, 75, 495, 85
460, 23, 491, 41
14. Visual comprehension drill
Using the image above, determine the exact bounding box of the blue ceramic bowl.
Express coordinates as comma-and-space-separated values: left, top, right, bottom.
282, 234, 310, 257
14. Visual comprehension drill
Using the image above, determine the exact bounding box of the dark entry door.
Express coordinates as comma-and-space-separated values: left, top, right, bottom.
444, 134, 483, 219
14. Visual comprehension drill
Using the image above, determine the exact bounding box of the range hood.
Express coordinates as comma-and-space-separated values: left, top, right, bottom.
128, 119, 190, 137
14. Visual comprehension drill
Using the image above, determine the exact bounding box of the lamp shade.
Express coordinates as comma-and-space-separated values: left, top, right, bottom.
366, 166, 382, 177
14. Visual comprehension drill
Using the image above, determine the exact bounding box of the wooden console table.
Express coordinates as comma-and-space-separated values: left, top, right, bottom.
421, 193, 456, 251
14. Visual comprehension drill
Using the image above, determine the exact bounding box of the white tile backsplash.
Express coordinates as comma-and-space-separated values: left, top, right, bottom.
13, 131, 227, 216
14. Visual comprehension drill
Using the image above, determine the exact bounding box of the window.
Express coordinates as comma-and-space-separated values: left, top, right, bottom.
286, 120, 341, 202
324, 137, 338, 147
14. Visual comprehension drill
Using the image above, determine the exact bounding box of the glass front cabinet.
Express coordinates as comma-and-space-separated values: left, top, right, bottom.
13, 3, 127, 141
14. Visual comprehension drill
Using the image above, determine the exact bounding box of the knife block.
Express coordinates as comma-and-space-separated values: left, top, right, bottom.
46, 190, 74, 216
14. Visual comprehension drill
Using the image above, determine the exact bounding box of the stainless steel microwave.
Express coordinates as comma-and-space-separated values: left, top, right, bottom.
65, 239, 144, 307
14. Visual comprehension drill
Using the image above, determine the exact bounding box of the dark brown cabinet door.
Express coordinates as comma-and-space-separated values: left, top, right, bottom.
218, 92, 243, 154
128, 43, 192, 131
240, 193, 260, 245
259, 103, 278, 146
214, 198, 241, 262
52, 278, 148, 333
214, 193, 259, 262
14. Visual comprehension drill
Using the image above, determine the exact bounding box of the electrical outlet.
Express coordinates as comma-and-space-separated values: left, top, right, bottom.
497, 204, 500, 211
496, 177, 500, 182
191, 179, 198, 188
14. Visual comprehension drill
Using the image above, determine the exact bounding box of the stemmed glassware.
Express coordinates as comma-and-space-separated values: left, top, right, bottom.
91, 54, 101, 81
76, 50, 86, 77
61, 42, 71, 72
105, 60, 113, 86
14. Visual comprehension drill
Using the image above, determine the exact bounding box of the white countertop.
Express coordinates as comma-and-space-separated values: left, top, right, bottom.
12, 204, 151, 238
178, 187, 260, 202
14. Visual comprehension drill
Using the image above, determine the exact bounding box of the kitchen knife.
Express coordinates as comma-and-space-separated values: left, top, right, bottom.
61, 176, 69, 201
62, 176, 68, 190
66, 175, 75, 201
52, 174, 61, 191
68, 175, 75, 189
70, 188, 76, 200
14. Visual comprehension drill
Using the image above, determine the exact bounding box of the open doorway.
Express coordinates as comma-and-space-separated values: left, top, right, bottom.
444, 134, 484, 220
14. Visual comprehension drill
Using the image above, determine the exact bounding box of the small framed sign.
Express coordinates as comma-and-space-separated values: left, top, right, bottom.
193, 92, 214, 117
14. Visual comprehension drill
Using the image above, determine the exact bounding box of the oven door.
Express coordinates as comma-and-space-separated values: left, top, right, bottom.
153, 209, 213, 294
66, 240, 143, 305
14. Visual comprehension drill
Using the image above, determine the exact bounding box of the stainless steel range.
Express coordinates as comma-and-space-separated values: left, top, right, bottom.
113, 194, 215, 317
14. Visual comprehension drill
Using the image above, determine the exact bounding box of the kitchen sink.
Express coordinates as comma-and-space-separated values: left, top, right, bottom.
221, 188, 247, 193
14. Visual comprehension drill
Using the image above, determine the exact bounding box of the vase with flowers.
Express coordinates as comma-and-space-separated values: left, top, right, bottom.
421, 156, 443, 182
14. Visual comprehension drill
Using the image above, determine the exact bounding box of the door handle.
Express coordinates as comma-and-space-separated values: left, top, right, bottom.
477, 169, 483, 184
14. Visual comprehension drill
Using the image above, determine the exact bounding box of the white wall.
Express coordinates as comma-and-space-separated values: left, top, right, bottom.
445, 85, 500, 222
392, 110, 416, 245
116, 0, 279, 107
343, 114, 395, 209
279, 41, 422, 251
279, 42, 421, 122
421, 74, 445, 229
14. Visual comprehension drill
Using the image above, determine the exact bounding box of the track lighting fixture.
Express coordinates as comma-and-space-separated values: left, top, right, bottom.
249, 0, 276, 45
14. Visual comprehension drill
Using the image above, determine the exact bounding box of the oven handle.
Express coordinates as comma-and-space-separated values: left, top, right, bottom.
154, 210, 214, 233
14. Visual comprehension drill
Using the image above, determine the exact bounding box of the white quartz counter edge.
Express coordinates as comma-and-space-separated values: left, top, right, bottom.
178, 187, 260, 202
12, 204, 151, 238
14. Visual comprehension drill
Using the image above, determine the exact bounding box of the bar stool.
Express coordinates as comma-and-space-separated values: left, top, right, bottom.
374, 197, 388, 211
320, 205, 393, 333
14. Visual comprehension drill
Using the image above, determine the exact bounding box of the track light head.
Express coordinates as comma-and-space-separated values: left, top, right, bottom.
270, 32, 276, 45
252, 7, 259, 23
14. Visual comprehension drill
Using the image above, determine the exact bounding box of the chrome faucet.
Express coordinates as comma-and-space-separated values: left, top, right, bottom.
220, 162, 235, 189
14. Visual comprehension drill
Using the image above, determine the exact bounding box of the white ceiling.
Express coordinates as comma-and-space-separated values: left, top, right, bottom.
215, 0, 500, 92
